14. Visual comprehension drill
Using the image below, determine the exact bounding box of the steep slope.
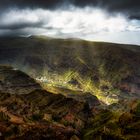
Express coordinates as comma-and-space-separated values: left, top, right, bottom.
83, 100, 140, 140
0, 36, 140, 104
0, 65, 100, 140
0, 65, 41, 94
0, 65, 139, 140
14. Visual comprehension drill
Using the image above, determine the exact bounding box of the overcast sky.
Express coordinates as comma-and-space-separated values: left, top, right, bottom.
0, 0, 140, 45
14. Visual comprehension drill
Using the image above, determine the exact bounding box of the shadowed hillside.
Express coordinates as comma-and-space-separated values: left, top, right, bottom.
0, 36, 140, 104
0, 66, 139, 140
0, 65, 100, 140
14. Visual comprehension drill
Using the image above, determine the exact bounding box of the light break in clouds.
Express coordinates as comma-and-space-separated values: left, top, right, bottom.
0, 7, 140, 45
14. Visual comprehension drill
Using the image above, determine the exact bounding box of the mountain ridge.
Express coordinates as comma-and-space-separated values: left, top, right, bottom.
0, 36, 140, 104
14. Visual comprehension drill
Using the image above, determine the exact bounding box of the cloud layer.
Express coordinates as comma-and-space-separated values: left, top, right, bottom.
0, 7, 140, 44
0, 0, 140, 20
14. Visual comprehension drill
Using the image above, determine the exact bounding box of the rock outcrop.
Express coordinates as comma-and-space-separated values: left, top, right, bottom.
0, 65, 100, 140
0, 65, 41, 94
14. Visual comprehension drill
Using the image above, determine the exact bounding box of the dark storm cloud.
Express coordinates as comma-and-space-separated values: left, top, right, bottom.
0, 0, 64, 9
0, 0, 140, 45
77, 0, 140, 19
0, 22, 43, 30
0, 0, 140, 19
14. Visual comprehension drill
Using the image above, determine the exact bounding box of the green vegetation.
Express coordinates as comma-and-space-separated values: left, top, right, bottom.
41, 70, 119, 104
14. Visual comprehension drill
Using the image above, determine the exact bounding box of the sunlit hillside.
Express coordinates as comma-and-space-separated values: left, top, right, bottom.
0, 36, 140, 104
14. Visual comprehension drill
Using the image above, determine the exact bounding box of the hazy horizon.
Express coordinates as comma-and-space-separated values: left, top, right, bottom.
0, 0, 140, 45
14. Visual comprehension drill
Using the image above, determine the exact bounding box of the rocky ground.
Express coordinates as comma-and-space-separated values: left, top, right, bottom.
0, 36, 140, 139
0, 66, 139, 140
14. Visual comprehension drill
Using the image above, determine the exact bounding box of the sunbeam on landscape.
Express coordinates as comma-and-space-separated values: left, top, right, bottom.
0, 0, 140, 140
